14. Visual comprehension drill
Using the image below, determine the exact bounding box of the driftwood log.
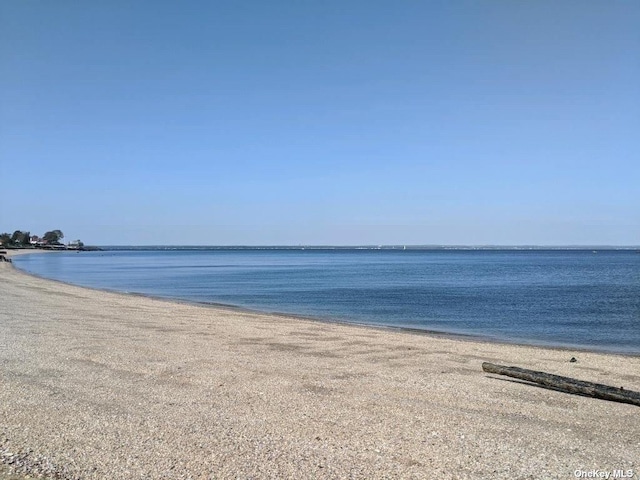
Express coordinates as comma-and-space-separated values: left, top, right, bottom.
482, 362, 640, 407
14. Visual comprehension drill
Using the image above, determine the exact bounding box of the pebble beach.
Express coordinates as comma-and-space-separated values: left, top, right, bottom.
1, 250, 639, 479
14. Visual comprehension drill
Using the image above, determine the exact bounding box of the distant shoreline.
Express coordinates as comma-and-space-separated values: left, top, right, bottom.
36, 244, 640, 251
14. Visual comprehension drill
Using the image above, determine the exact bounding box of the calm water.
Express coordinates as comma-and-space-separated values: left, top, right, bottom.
13, 248, 640, 354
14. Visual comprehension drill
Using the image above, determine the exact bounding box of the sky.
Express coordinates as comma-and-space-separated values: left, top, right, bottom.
1, 1, 638, 246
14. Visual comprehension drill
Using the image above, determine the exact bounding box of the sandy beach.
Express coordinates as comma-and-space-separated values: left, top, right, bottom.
1, 250, 638, 479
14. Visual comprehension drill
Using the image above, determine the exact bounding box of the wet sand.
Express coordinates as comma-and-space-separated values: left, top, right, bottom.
1, 250, 639, 479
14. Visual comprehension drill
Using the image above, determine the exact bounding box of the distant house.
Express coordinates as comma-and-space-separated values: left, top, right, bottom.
67, 240, 82, 250
30, 235, 45, 246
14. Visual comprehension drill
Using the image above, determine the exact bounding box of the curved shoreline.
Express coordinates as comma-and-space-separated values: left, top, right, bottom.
10, 249, 640, 357
2, 249, 640, 479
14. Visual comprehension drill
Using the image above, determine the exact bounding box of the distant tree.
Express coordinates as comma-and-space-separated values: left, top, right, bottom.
0, 233, 10, 247
43, 230, 64, 245
10, 230, 30, 247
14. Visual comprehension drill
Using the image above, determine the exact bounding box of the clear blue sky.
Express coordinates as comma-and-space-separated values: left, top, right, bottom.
1, 1, 638, 245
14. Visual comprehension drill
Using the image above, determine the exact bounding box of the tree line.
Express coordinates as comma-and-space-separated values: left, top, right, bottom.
0, 229, 70, 248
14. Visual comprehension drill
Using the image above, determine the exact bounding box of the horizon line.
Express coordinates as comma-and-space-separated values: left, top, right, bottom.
94, 244, 640, 249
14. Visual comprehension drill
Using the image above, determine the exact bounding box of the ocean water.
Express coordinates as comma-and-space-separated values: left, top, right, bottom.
13, 248, 640, 354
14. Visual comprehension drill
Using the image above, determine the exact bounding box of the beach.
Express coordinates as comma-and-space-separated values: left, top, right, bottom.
1, 251, 639, 479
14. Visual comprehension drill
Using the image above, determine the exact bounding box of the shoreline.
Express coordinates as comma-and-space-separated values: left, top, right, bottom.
2, 249, 639, 479
9, 249, 640, 358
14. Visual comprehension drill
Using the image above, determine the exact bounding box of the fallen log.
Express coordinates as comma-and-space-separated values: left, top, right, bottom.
482, 362, 640, 407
